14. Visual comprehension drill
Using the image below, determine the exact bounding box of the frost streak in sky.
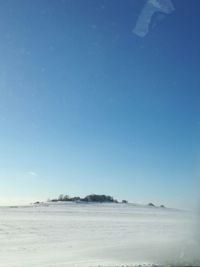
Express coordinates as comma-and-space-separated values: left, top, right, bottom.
133, 0, 175, 37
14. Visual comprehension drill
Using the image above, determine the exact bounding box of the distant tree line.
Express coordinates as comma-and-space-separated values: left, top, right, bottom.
35, 195, 166, 207
34, 197, 166, 208
50, 194, 128, 204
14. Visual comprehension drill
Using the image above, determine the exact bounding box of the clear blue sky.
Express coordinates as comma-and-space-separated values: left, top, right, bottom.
0, 0, 199, 209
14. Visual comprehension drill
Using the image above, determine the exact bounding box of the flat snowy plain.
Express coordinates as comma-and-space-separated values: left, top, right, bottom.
0, 202, 199, 267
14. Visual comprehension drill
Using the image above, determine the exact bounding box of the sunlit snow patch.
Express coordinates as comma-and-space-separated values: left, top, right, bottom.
133, 0, 175, 37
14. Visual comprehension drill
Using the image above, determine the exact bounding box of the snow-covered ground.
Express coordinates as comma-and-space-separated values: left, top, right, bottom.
0, 202, 199, 267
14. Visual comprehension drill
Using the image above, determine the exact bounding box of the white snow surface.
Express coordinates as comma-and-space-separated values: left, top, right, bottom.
0, 202, 199, 267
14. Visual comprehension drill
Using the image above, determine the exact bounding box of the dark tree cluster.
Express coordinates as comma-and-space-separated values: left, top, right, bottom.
50, 194, 119, 203
82, 194, 118, 203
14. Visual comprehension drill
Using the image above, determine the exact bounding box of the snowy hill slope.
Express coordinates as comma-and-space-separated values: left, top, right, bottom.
0, 203, 199, 267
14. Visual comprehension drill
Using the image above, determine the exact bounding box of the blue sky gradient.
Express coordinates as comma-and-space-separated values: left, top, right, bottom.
0, 0, 200, 209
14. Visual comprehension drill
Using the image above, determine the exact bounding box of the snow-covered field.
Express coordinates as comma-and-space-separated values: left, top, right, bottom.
0, 202, 199, 267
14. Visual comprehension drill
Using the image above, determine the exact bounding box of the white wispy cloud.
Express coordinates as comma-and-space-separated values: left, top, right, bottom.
27, 171, 38, 177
